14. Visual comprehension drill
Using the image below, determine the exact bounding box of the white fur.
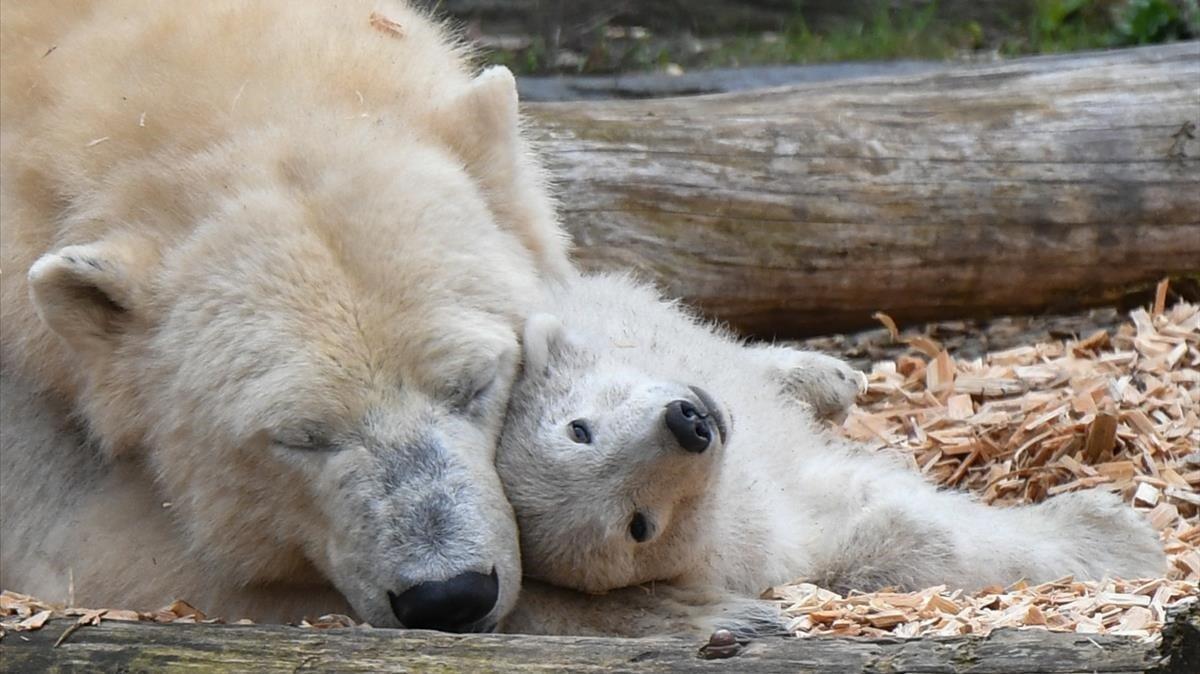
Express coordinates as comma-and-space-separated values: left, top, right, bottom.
1, 0, 569, 629
498, 273, 1166, 636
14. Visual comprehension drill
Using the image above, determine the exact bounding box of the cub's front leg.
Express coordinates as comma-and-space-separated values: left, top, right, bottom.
501, 580, 788, 639
750, 345, 865, 422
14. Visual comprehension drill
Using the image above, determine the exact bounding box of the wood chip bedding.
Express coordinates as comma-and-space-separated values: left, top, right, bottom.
772, 291, 1198, 641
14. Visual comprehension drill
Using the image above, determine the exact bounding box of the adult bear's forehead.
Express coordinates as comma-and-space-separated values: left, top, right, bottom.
288, 140, 540, 295
167, 171, 538, 319
158, 229, 525, 411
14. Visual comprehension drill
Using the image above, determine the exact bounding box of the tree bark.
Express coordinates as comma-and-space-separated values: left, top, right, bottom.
523, 43, 1200, 338
2, 617, 1193, 673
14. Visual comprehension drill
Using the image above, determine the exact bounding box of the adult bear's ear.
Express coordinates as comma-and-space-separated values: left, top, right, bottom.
436, 66, 573, 280
443, 65, 521, 158
521, 312, 577, 377
27, 239, 155, 354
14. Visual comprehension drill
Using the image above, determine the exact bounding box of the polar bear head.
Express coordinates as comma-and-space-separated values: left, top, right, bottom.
497, 313, 729, 593
22, 68, 554, 631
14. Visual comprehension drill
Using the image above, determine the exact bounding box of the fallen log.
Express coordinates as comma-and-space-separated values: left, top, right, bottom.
2, 613, 1196, 673
515, 60, 953, 102
525, 43, 1200, 337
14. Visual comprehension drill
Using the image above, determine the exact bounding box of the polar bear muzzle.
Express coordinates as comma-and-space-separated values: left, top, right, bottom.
663, 385, 729, 453
388, 569, 500, 632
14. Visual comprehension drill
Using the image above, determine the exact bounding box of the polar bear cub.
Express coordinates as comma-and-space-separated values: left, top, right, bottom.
497, 273, 1165, 635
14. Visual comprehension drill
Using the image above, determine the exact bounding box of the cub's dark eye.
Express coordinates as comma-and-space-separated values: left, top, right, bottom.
568, 419, 592, 444
629, 511, 650, 543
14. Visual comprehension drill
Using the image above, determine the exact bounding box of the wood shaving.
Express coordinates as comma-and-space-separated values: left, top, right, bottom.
0, 590, 358, 637
368, 11, 404, 38
771, 577, 1196, 641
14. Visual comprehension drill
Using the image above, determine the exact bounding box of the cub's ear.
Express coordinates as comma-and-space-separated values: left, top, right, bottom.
27, 240, 154, 354
521, 312, 576, 376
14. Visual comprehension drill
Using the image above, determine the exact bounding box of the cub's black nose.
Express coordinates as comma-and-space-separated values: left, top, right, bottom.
388, 569, 498, 632
665, 399, 714, 453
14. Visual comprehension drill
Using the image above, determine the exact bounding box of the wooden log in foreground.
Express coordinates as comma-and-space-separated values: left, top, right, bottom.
2, 610, 1198, 674
526, 44, 1200, 337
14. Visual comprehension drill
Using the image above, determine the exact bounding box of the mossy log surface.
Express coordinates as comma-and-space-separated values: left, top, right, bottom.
525, 43, 1200, 338
2, 615, 1197, 673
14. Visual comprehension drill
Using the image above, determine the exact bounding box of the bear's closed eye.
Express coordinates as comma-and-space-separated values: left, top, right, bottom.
271, 425, 334, 451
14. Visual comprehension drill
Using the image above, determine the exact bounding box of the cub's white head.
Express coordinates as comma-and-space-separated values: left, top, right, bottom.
497, 314, 729, 593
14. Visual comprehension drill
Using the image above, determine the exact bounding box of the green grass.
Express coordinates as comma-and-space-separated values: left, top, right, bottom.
706, 4, 969, 68
1009, 0, 1197, 55
481, 0, 1199, 76
707, 0, 1199, 68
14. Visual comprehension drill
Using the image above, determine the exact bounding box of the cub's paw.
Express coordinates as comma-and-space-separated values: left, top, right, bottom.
1038, 489, 1166, 579
632, 584, 791, 639
699, 597, 791, 640
765, 348, 865, 422
501, 581, 790, 639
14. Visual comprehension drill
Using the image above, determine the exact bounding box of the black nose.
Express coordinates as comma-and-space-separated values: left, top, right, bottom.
665, 399, 715, 453
388, 569, 499, 632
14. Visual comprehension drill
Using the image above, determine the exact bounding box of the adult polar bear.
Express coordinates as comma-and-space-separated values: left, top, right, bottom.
0, 0, 569, 631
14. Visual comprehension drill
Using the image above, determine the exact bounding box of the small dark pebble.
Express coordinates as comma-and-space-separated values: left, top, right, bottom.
698, 629, 742, 660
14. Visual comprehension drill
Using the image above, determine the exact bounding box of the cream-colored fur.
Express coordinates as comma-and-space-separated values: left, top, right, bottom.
1, 0, 569, 629
497, 274, 1166, 636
